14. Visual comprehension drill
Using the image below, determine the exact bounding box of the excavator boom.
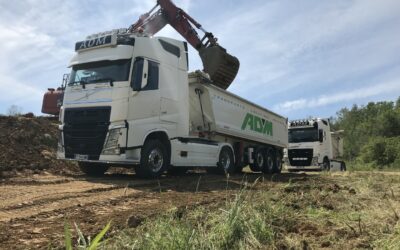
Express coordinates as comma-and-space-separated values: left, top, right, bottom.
129, 0, 239, 89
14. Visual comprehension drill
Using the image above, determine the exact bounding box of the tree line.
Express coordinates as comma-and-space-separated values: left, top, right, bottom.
331, 97, 400, 169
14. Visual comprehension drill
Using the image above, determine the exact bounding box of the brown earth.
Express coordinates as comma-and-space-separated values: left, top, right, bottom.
1, 171, 399, 249
0, 116, 399, 249
0, 171, 275, 249
0, 115, 79, 178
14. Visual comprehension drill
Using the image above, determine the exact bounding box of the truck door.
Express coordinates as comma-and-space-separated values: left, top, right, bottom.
127, 57, 161, 145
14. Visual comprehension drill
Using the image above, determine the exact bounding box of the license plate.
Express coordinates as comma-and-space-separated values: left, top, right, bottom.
75, 154, 89, 160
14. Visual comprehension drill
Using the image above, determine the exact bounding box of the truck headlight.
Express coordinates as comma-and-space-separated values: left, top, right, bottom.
102, 128, 122, 155
311, 157, 319, 166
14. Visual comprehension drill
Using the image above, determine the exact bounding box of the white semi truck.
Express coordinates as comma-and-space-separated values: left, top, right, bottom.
57, 33, 288, 177
56, 0, 288, 178
284, 118, 346, 171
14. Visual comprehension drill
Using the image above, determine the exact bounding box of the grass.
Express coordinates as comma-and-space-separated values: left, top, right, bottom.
346, 160, 400, 171
64, 221, 111, 250
62, 171, 400, 249
105, 186, 290, 249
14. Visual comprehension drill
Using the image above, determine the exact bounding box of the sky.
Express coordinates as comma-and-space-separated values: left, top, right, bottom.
0, 0, 399, 120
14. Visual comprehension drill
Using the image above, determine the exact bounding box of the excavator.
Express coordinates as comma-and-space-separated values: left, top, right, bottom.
41, 0, 239, 115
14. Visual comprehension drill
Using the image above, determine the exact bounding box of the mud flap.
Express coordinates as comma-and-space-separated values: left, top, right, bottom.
199, 45, 240, 89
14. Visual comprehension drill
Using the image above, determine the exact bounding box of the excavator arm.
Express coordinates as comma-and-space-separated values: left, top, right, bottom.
128, 0, 240, 89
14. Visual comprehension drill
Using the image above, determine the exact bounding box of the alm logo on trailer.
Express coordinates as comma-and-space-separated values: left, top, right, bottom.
241, 113, 273, 136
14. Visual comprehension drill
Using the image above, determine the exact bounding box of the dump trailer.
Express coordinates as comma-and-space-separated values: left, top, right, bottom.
284, 118, 346, 171
57, 34, 288, 177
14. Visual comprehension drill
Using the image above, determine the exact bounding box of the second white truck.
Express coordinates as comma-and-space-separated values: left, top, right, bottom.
284, 118, 346, 171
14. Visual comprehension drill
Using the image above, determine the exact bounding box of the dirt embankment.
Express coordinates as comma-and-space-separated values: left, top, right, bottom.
0, 115, 78, 177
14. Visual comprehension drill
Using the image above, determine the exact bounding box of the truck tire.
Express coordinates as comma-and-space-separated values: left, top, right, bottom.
78, 162, 108, 176
322, 158, 330, 171
217, 146, 235, 174
136, 139, 168, 178
261, 148, 275, 174
340, 162, 346, 171
273, 152, 283, 174
249, 147, 264, 172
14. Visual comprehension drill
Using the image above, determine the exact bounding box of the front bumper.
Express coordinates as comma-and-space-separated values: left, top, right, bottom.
284, 156, 321, 170
57, 148, 141, 165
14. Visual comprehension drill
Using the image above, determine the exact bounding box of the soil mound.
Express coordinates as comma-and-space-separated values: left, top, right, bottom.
0, 115, 78, 177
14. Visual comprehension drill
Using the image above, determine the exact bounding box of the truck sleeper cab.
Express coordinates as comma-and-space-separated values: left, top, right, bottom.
58, 32, 288, 177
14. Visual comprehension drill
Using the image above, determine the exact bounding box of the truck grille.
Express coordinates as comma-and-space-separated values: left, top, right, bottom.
288, 149, 313, 166
63, 107, 111, 160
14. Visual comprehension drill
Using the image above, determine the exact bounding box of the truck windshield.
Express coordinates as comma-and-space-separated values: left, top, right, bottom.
69, 59, 131, 85
289, 128, 318, 143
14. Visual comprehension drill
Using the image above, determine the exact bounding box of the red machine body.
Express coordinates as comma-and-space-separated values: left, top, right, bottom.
41, 74, 68, 116
41, 88, 64, 115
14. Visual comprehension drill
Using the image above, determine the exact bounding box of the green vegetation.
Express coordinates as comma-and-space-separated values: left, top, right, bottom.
332, 97, 400, 169
100, 172, 400, 249
64, 221, 111, 250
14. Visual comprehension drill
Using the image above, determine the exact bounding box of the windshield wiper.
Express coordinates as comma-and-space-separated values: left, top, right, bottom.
89, 78, 114, 87
68, 80, 88, 89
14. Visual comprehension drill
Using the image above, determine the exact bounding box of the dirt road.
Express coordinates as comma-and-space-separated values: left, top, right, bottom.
0, 171, 275, 249
2, 170, 398, 249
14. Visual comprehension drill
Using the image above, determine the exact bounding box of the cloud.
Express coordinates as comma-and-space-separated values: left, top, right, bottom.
273, 79, 400, 112
0, 0, 399, 118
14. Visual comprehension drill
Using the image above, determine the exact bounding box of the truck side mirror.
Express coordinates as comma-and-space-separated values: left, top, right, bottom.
318, 129, 323, 143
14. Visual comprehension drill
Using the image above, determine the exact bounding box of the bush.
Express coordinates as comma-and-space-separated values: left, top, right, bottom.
359, 136, 400, 168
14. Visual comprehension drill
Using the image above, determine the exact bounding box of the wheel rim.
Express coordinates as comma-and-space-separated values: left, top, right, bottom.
148, 148, 164, 172
220, 150, 231, 170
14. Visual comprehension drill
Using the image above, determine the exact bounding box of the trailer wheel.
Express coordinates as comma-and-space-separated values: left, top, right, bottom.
273, 152, 283, 174
217, 146, 235, 174
262, 148, 275, 174
249, 147, 264, 172
78, 162, 108, 176
136, 139, 168, 178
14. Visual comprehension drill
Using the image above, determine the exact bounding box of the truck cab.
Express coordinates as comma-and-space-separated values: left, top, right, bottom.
58, 31, 191, 171
284, 118, 345, 171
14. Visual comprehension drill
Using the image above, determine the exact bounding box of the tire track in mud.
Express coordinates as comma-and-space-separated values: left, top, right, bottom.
0, 173, 255, 249
0, 176, 180, 222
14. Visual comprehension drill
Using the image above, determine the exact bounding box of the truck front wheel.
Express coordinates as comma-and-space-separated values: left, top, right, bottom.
136, 140, 168, 178
322, 158, 330, 171
217, 146, 235, 174
78, 162, 109, 176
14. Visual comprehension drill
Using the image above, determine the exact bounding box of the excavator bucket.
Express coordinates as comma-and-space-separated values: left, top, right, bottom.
199, 45, 240, 89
